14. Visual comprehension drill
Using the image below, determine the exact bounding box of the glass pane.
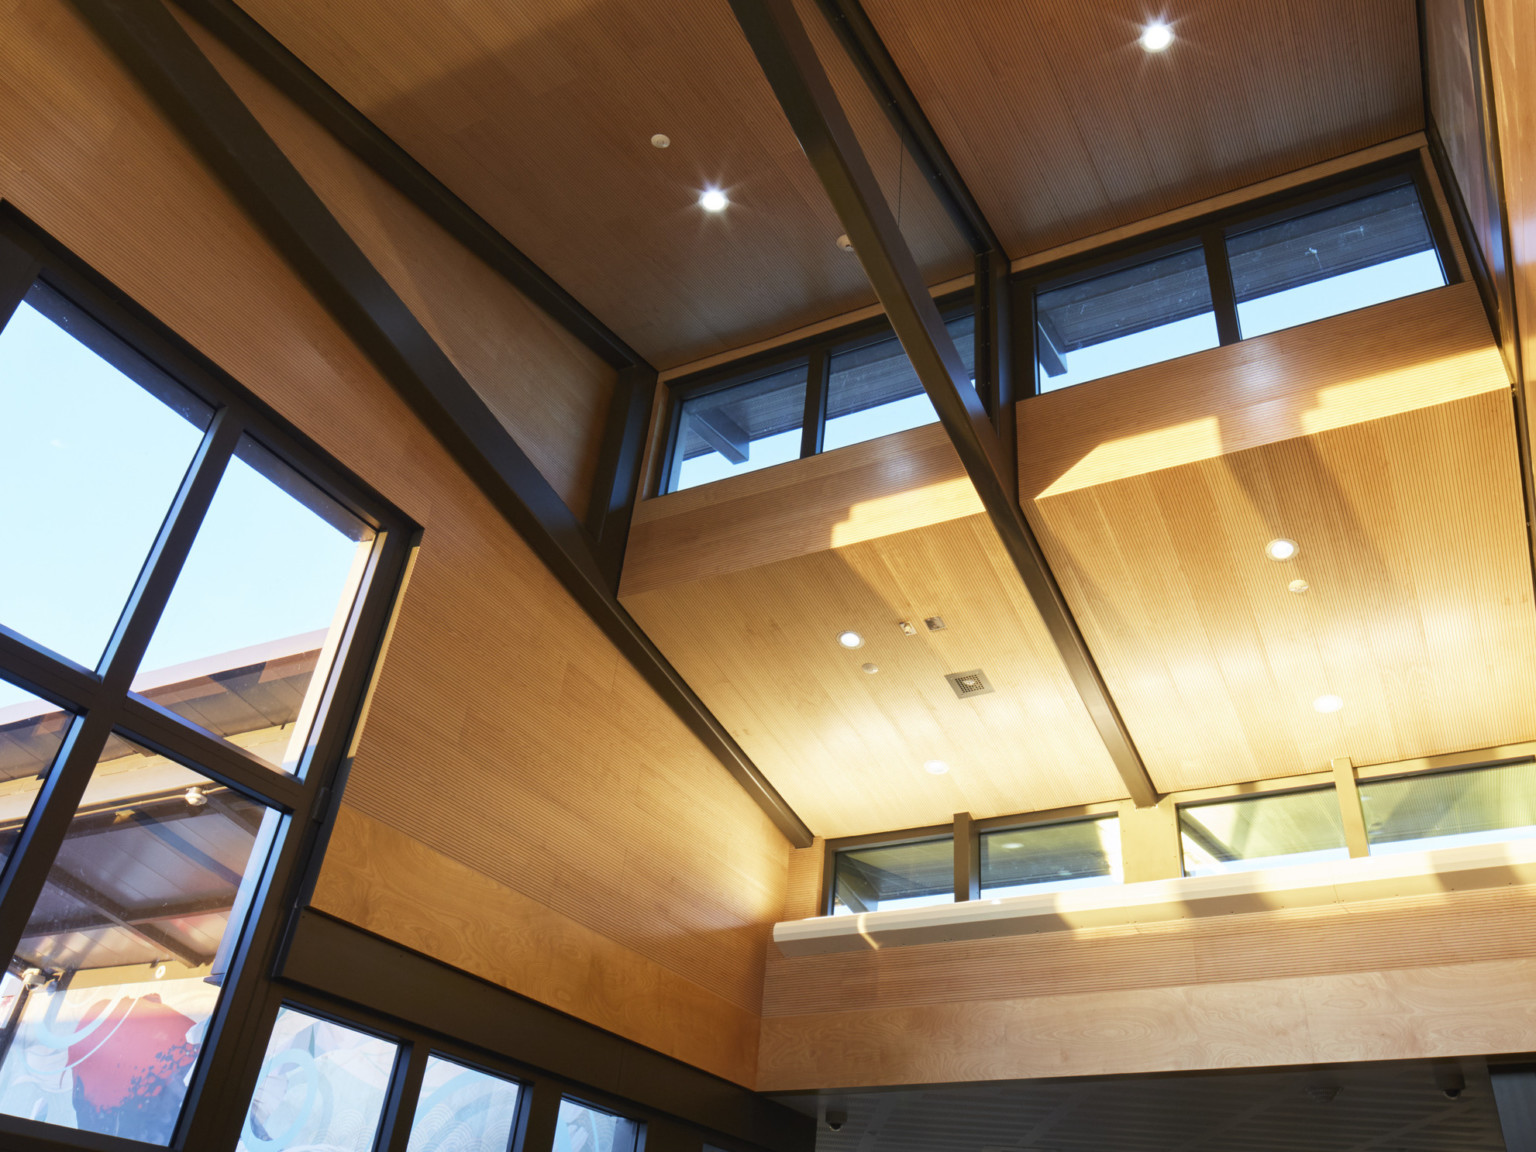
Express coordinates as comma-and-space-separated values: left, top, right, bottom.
555, 1099, 640, 1152
672, 366, 806, 491
1035, 247, 1218, 392
133, 436, 373, 773
1229, 182, 1447, 338
238, 1006, 398, 1152
407, 1055, 520, 1152
823, 314, 976, 452
980, 817, 1122, 898
1180, 788, 1347, 876
0, 735, 276, 1143
831, 838, 954, 916
0, 679, 73, 875
0, 283, 211, 675
1361, 761, 1536, 854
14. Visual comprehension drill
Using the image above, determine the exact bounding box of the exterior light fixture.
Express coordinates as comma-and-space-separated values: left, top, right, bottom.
837, 630, 864, 649
1265, 538, 1299, 561
184, 786, 208, 807
700, 188, 729, 212
1140, 21, 1173, 51
923, 759, 950, 775
1313, 694, 1344, 714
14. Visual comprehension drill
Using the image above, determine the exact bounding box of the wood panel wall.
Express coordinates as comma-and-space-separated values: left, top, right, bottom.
179, 11, 616, 517
1483, 0, 1536, 440
759, 882, 1536, 1089
0, 0, 789, 1085
1423, 0, 1517, 378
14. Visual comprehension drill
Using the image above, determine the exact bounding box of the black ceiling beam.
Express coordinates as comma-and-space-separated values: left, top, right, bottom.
728, 0, 1159, 808
69, 0, 814, 848
586, 364, 658, 589
173, 0, 646, 373
812, 0, 1001, 256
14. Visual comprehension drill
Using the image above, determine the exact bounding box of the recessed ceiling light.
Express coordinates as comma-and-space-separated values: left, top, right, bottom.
837, 630, 864, 649
1140, 21, 1173, 51
836, 233, 854, 252
923, 759, 950, 775
1289, 579, 1310, 594
861, 662, 878, 675
700, 188, 729, 212
1265, 538, 1299, 561
651, 134, 671, 149
1313, 694, 1344, 714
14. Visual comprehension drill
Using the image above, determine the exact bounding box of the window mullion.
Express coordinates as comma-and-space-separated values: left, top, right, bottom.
0, 706, 117, 972
116, 695, 309, 811
800, 351, 828, 458
380, 1040, 432, 1152
1202, 229, 1242, 346
0, 624, 106, 713
98, 408, 242, 692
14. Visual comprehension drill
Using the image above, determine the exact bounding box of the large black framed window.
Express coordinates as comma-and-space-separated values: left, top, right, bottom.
0, 215, 411, 1149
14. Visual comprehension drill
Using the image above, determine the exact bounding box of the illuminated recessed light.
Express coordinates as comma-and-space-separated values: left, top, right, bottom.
1140, 21, 1173, 51
1313, 694, 1344, 714
650, 133, 671, 149
1265, 538, 1299, 561
861, 662, 879, 675
700, 188, 729, 212
837, 630, 864, 649
923, 759, 950, 775
1289, 579, 1310, 594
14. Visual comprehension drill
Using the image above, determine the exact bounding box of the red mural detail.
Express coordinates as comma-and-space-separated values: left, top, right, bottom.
67, 993, 199, 1110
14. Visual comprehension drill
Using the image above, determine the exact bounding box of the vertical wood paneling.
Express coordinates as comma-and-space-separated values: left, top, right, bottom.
0, 0, 788, 1083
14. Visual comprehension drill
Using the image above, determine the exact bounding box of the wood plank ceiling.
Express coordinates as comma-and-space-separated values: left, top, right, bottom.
859, 0, 1424, 258
620, 422, 1128, 838
224, 0, 1420, 366
223, 0, 968, 369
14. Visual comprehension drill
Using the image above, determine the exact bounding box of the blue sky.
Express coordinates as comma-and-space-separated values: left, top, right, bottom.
0, 302, 363, 712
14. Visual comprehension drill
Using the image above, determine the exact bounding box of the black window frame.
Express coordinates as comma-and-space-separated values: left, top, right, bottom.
0, 207, 416, 1152
661, 292, 976, 495
656, 156, 1456, 498
1015, 153, 1459, 397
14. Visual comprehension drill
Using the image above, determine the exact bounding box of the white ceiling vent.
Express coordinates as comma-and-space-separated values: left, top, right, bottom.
945, 669, 993, 698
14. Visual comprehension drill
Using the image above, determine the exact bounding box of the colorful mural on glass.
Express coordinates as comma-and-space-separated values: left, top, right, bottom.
554, 1098, 639, 1152
238, 1006, 398, 1152
405, 1055, 520, 1152
0, 972, 218, 1142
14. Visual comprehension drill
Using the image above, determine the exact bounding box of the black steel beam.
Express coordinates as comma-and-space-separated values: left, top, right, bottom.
811, 0, 1000, 255
728, 0, 1159, 808
69, 0, 813, 847
586, 364, 658, 589
174, 0, 646, 372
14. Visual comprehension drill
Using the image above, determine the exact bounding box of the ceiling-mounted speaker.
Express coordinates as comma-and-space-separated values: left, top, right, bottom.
945, 669, 993, 698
